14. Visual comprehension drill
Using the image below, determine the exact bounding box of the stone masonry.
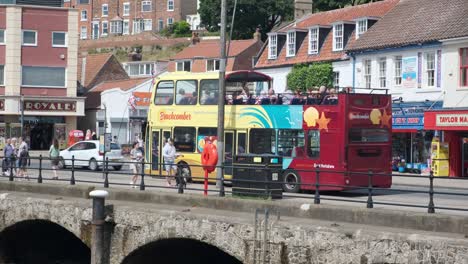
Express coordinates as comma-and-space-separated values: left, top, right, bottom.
0, 190, 468, 264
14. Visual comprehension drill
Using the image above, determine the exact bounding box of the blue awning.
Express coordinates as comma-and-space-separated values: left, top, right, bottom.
392, 101, 443, 131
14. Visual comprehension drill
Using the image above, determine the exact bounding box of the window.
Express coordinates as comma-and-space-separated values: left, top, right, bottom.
81, 10, 87, 21
333, 72, 339, 88
78, 0, 89, 4
277, 130, 305, 157
101, 21, 108, 35
356, 19, 367, 39
167, 17, 174, 26
333, 23, 343, 51
123, 2, 130, 16
308, 27, 319, 54
237, 133, 246, 154
0, 65, 4, 85
379, 57, 386, 88
80, 26, 87, 39
52, 32, 67, 47
173, 127, 196, 152
176, 61, 191, 72
22, 66, 66, 87
133, 19, 144, 34
394, 56, 402, 86
349, 128, 389, 143
286, 31, 296, 57
144, 19, 152, 31
206, 59, 220, 71
167, 0, 174, 11
268, 34, 277, 59
249, 129, 275, 154
22, 30, 37, 46
110, 21, 122, 34
364, 59, 372, 89
123, 20, 130, 34
176, 80, 197, 105
158, 19, 164, 31
125, 63, 154, 76
142, 1, 151, 12
307, 130, 320, 158
154, 81, 174, 105
101, 4, 108, 17
426, 52, 435, 87
461, 48, 468, 87
0, 29, 5, 44
200, 79, 219, 105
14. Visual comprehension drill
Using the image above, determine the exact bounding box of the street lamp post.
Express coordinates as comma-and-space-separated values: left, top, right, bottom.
20, 95, 24, 136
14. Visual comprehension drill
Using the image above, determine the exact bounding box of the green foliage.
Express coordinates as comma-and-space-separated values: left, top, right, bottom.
313, 0, 382, 12
199, 0, 294, 40
287, 63, 333, 91
160, 21, 192, 38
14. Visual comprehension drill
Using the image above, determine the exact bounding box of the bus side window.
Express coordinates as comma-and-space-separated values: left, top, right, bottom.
173, 127, 196, 152
200, 80, 219, 105
154, 81, 174, 105
198, 127, 217, 153
237, 133, 246, 154
277, 129, 305, 157
308, 130, 320, 158
176, 80, 198, 105
249, 129, 275, 154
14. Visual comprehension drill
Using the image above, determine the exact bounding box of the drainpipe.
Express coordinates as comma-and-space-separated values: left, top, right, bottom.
352, 54, 356, 92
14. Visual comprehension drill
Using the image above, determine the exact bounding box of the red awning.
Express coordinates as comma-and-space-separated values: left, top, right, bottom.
424, 110, 468, 130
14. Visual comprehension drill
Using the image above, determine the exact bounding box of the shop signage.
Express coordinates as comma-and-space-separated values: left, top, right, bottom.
159, 111, 192, 121
132, 92, 151, 106
392, 117, 423, 126
436, 114, 468, 127
0, 99, 4, 111
24, 101, 76, 112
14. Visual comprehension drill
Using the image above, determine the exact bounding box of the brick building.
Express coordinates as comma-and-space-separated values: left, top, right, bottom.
64, 0, 197, 40
0, 4, 84, 150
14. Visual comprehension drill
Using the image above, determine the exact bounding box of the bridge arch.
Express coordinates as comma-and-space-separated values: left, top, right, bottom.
121, 238, 243, 264
0, 219, 90, 264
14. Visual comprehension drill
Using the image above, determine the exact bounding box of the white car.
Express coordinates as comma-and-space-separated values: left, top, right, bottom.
59, 140, 124, 171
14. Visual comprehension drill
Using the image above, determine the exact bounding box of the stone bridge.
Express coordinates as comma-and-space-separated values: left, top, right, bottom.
0, 182, 468, 264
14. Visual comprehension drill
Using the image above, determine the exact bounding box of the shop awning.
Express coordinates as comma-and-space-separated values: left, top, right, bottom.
392, 101, 442, 131
424, 109, 468, 130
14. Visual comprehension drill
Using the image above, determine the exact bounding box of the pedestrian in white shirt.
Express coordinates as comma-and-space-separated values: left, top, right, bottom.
162, 138, 179, 186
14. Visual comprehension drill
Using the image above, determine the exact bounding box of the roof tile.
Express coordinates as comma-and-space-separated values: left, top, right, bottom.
172, 39, 262, 60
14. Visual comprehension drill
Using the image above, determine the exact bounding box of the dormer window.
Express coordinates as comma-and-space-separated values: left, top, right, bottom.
268, 34, 277, 59
287, 31, 296, 57
308, 27, 319, 54
333, 23, 343, 51
356, 19, 368, 39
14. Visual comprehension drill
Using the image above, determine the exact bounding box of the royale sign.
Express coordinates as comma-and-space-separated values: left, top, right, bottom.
436, 114, 468, 127
24, 101, 76, 112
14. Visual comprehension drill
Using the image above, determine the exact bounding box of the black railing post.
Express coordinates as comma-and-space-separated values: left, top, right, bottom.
367, 170, 374, 209
104, 157, 109, 188
264, 164, 270, 199
177, 164, 184, 194
428, 170, 435, 214
8, 158, 13, 181
70, 156, 75, 185
139, 159, 145, 191
314, 166, 320, 204
219, 163, 225, 197
38, 155, 43, 183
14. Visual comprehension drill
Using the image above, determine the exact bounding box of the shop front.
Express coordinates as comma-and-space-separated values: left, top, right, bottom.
392, 101, 442, 171
424, 109, 468, 177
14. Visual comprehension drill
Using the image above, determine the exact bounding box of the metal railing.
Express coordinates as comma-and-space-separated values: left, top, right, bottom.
1, 155, 467, 214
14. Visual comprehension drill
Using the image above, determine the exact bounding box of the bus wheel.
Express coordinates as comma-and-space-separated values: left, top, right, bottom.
178, 162, 192, 183
283, 170, 301, 193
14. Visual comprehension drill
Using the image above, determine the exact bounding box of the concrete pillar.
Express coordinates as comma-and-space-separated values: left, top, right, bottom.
89, 190, 108, 264
5, 6, 22, 97
67, 9, 79, 97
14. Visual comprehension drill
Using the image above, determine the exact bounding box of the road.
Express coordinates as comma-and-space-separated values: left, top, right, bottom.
3, 159, 468, 216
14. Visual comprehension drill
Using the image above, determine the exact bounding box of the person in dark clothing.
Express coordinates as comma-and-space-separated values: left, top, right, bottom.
92, 132, 97, 140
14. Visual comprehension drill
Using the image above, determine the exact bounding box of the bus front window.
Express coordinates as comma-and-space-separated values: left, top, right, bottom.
154, 81, 174, 105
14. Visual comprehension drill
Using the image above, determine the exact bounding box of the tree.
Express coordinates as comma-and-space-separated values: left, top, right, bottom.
287, 63, 333, 92
199, 0, 294, 40
313, 0, 382, 12
160, 21, 192, 38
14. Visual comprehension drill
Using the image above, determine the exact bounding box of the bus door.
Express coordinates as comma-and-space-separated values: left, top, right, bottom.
150, 129, 171, 176
224, 131, 235, 175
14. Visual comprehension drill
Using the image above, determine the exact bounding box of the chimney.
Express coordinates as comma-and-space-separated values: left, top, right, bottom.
295, 0, 313, 20
191, 32, 200, 45
253, 28, 261, 42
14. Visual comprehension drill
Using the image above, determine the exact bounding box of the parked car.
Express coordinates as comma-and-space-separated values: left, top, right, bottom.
58, 140, 124, 171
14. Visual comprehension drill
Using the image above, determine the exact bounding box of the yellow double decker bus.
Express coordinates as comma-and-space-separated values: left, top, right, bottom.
145, 70, 273, 182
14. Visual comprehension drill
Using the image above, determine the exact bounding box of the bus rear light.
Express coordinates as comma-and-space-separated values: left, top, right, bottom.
99, 152, 104, 156
345, 179, 350, 185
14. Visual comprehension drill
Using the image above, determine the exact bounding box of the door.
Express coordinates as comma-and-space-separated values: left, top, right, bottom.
224, 131, 235, 176
92, 22, 99, 39
151, 130, 160, 175
462, 138, 468, 177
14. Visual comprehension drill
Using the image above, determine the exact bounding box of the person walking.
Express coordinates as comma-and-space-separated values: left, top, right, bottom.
85, 129, 92, 140
49, 138, 60, 180
3, 138, 14, 177
17, 137, 29, 180
162, 138, 179, 187
129, 142, 143, 188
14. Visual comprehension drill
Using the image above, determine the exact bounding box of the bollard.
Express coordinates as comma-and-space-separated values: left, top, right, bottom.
139, 159, 145, 191
219, 164, 225, 197
89, 190, 108, 264
428, 170, 435, 214
367, 170, 374, 209
264, 164, 270, 199
8, 159, 13, 182
38, 155, 43, 183
70, 156, 75, 185
314, 166, 320, 204
104, 158, 109, 188
177, 165, 184, 194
